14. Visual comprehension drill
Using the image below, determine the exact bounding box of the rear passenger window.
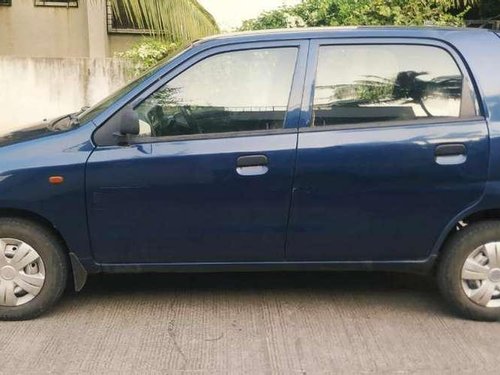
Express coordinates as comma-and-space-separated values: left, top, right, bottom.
312, 45, 476, 127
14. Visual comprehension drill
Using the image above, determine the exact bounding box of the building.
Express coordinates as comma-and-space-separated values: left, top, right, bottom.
0, 0, 150, 58
0, 0, 218, 130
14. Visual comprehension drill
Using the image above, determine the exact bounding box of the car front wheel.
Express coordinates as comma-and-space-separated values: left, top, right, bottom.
438, 221, 500, 321
0, 218, 68, 321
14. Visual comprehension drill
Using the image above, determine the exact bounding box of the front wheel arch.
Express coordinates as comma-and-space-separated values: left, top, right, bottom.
0, 208, 86, 291
0, 217, 69, 320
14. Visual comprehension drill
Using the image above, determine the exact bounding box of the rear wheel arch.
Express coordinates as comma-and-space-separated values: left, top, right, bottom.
462, 208, 500, 224
436, 220, 500, 321
434, 208, 500, 267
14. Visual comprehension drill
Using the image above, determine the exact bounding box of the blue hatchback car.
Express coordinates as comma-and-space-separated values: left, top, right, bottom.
1, 27, 500, 321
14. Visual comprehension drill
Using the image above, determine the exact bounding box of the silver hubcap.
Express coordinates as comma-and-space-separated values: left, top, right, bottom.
461, 242, 500, 308
0, 238, 45, 307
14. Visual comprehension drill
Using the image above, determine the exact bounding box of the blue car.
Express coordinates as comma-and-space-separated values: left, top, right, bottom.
1, 27, 500, 321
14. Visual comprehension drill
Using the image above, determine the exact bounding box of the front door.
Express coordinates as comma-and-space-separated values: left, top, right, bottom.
86, 42, 307, 263
287, 39, 489, 262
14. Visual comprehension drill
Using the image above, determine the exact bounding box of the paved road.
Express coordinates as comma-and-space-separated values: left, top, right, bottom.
0, 271, 498, 374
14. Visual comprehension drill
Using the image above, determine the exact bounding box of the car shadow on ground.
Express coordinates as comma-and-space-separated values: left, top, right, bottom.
48, 270, 461, 321
80, 271, 436, 294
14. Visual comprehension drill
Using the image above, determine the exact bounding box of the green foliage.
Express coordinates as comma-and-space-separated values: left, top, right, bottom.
109, 0, 218, 76
353, 79, 395, 103
118, 38, 180, 76
239, 0, 469, 30
240, 8, 292, 31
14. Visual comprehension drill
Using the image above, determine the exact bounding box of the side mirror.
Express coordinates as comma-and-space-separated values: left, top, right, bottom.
118, 105, 140, 136
112, 105, 139, 145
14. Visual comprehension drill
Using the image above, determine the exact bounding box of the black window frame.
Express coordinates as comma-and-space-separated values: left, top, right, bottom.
301, 38, 483, 133
34, 0, 78, 7
93, 41, 309, 147
0, 0, 11, 6
106, 0, 149, 35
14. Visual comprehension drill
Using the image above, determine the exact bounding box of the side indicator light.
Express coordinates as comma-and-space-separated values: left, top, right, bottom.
49, 176, 64, 185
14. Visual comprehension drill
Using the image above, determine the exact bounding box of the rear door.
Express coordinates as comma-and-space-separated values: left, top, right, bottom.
287, 38, 489, 262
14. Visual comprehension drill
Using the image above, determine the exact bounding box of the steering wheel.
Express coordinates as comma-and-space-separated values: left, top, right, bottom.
147, 105, 190, 137
178, 106, 202, 134
146, 104, 201, 136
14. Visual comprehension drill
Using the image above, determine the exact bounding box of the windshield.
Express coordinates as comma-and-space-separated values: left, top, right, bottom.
78, 43, 191, 124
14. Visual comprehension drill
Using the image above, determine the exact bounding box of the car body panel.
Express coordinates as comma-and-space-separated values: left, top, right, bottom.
424, 30, 500, 258
287, 119, 489, 261
86, 133, 298, 263
0, 123, 97, 269
0, 27, 499, 274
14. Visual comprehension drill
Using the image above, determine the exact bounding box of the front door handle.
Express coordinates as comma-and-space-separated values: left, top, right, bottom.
236, 155, 268, 176
237, 155, 268, 167
435, 143, 467, 165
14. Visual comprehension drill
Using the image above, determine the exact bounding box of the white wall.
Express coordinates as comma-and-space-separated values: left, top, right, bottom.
0, 0, 140, 58
0, 57, 131, 132
0, 1, 90, 58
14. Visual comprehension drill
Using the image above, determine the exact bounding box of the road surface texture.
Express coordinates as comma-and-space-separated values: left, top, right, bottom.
0, 271, 498, 374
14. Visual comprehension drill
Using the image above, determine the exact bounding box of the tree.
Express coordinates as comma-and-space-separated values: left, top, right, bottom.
118, 38, 181, 76
109, 0, 219, 42
239, 0, 471, 31
100, 0, 219, 75
450, 0, 478, 6
465, 0, 500, 20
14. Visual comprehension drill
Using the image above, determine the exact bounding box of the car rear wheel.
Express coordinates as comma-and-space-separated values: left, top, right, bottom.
438, 221, 500, 321
0, 218, 68, 320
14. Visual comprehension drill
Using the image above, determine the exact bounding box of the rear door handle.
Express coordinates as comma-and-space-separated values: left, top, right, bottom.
435, 143, 467, 165
236, 155, 268, 176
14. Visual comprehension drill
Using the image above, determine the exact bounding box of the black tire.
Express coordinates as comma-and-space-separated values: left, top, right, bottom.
0, 218, 68, 320
437, 221, 500, 321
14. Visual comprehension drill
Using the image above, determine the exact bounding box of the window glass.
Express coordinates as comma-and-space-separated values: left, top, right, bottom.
134, 48, 297, 138
35, 0, 78, 7
313, 45, 468, 127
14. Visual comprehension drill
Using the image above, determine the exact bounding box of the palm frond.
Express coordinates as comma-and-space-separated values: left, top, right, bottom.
108, 0, 219, 42
450, 0, 479, 8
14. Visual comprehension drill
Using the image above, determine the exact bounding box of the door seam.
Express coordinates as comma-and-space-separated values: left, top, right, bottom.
283, 39, 311, 260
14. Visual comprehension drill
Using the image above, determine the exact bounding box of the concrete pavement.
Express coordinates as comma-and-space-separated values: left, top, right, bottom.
0, 271, 498, 374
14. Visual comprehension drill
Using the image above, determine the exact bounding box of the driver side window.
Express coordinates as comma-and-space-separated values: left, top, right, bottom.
134, 47, 298, 139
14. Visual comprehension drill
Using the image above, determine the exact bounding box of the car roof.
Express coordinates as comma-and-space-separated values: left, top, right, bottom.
196, 26, 492, 46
